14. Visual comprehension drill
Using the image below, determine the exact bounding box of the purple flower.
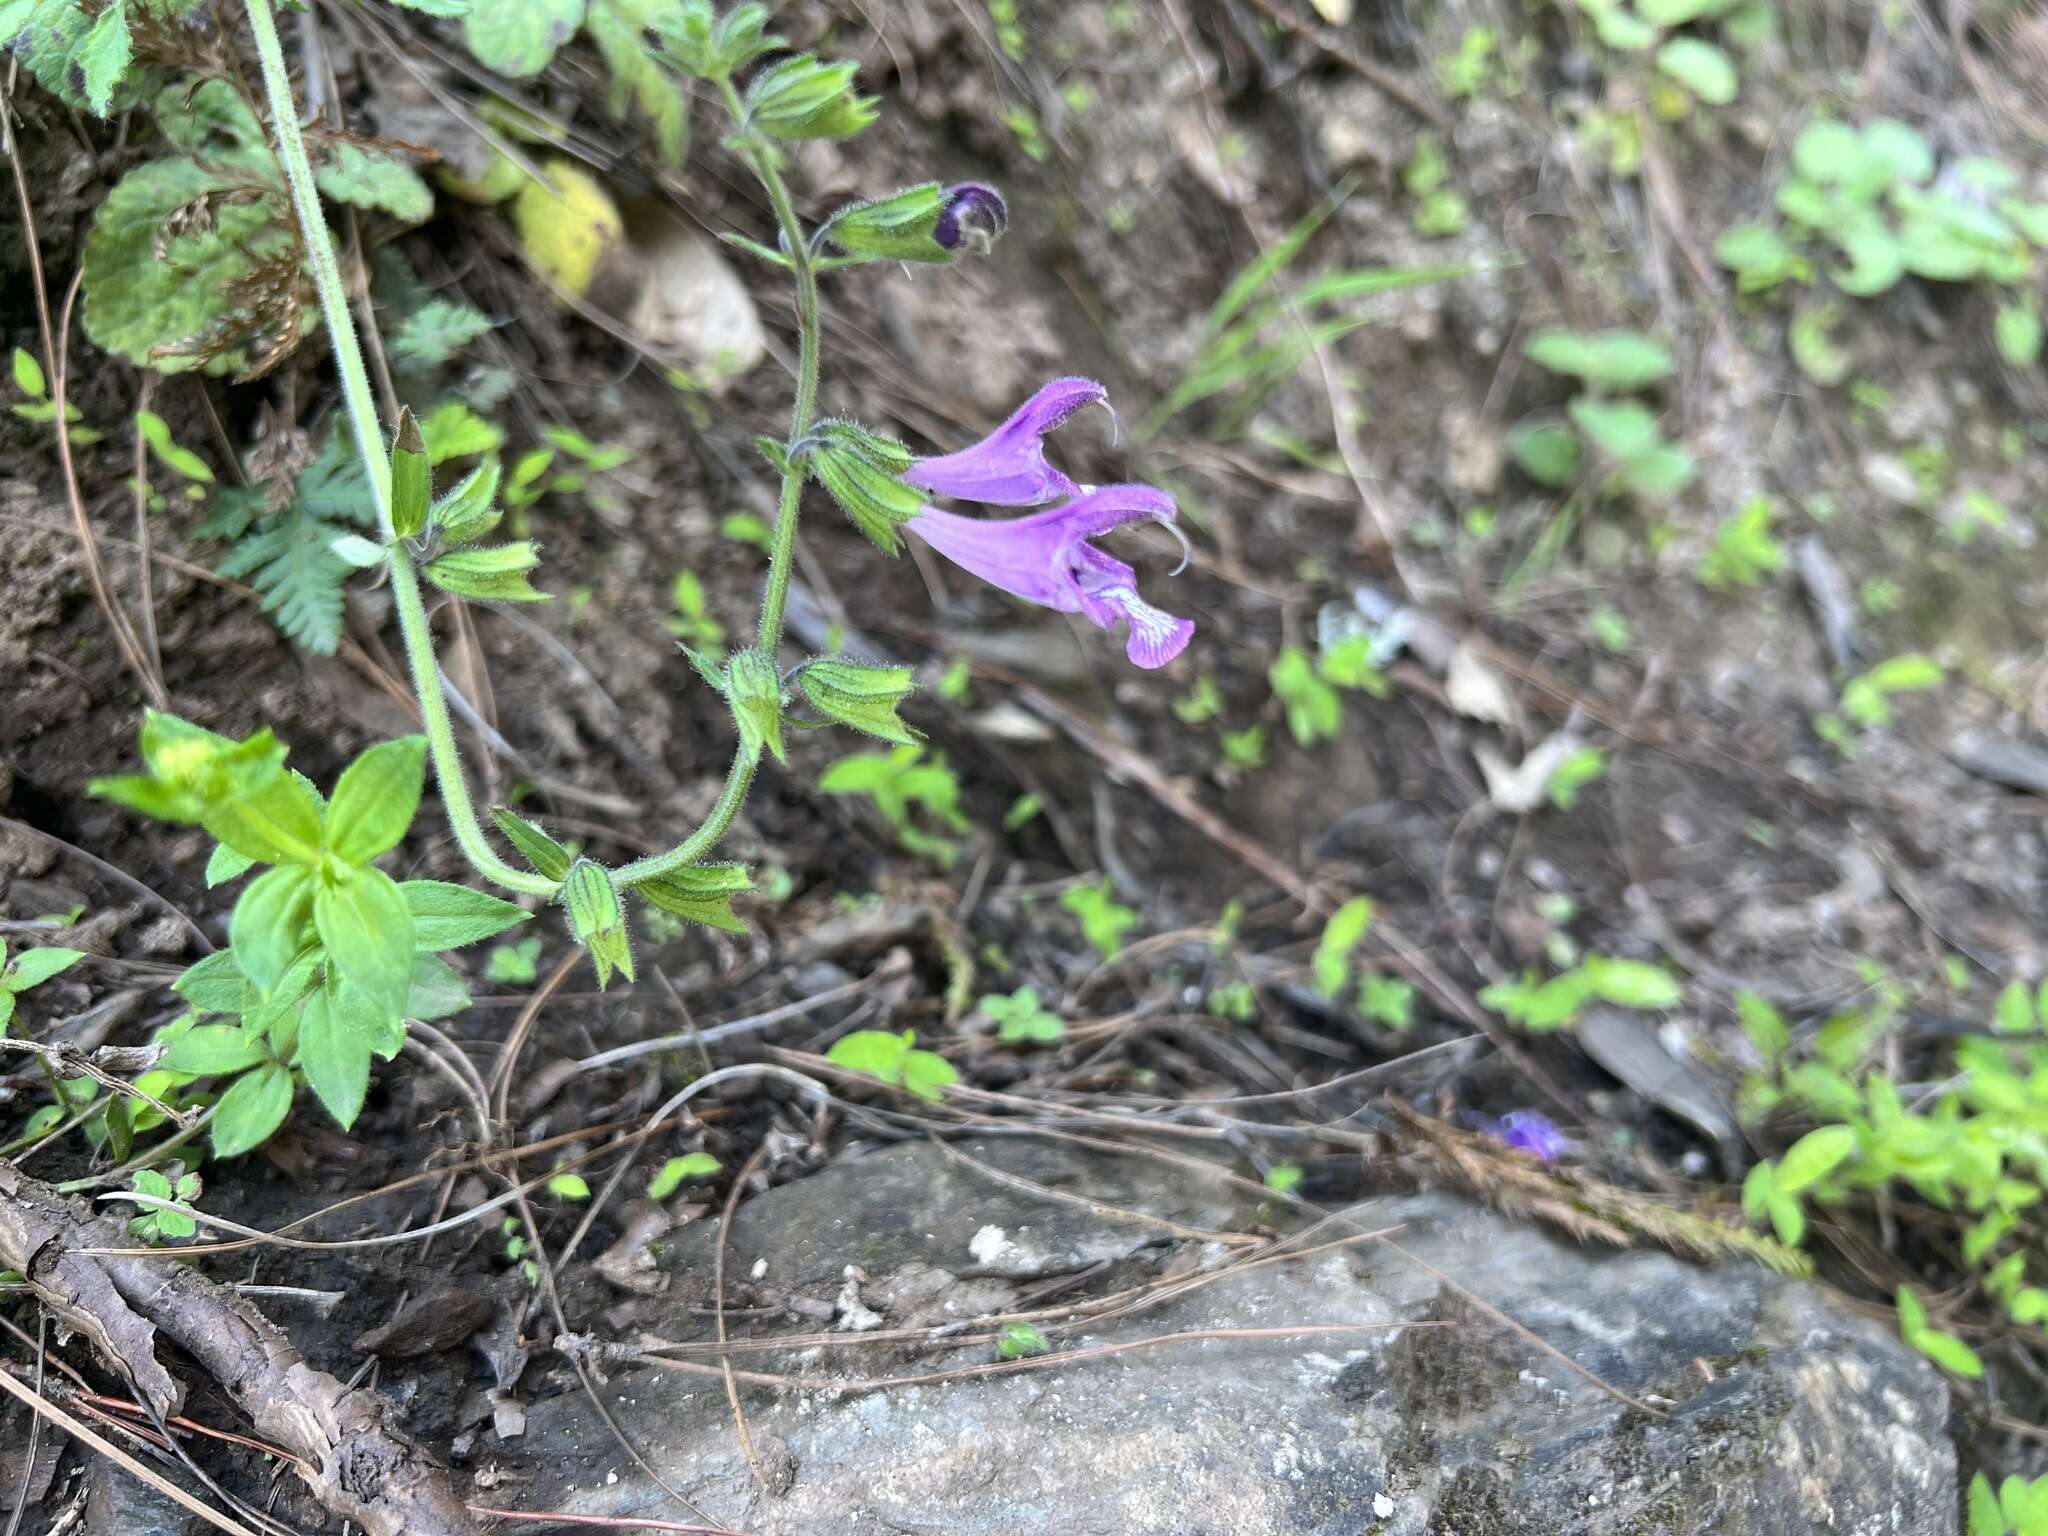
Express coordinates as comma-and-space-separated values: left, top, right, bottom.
1486, 1111, 1567, 1162
901, 377, 1109, 507
906, 484, 1195, 669
935, 183, 1008, 253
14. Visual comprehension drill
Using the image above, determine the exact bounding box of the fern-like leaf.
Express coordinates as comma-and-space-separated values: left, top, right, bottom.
211, 434, 376, 655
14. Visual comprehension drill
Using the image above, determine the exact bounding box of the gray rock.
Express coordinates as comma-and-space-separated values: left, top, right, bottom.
496, 1139, 1955, 1536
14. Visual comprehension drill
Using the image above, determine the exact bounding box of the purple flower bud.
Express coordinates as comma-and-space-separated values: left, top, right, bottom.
1488, 1111, 1567, 1163
934, 182, 1008, 253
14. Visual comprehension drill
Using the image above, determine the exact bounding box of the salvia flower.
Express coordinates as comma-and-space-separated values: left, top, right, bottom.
934, 182, 1008, 254
907, 485, 1194, 670
901, 379, 1191, 669
1485, 1110, 1567, 1163
902, 376, 1109, 507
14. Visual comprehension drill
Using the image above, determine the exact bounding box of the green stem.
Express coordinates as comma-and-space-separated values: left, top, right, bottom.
611, 743, 760, 887
244, 0, 554, 900
716, 77, 821, 656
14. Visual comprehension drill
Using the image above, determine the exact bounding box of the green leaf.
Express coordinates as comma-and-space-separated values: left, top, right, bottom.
296, 982, 371, 1129
406, 953, 471, 1024
486, 937, 543, 983
173, 950, 249, 1015
463, 0, 586, 76
1269, 647, 1342, 747
229, 866, 316, 995
1311, 897, 1375, 998
401, 881, 531, 949
586, 0, 690, 167
630, 862, 753, 934
1967, 1474, 2004, 1536
1995, 979, 2036, 1036
1789, 306, 1851, 387
77, 0, 133, 116
547, 1172, 591, 1200
136, 409, 214, 482
213, 432, 380, 654
1741, 1161, 1775, 1223
1061, 881, 1138, 960
491, 808, 574, 882
314, 142, 433, 223
996, 1323, 1050, 1360
1654, 37, 1737, 104
1766, 1190, 1804, 1246
1775, 1124, 1856, 1194
1996, 302, 2042, 369
1736, 990, 1789, 1059
1508, 419, 1582, 488
1911, 1327, 1984, 1379
391, 300, 497, 370
211, 1062, 294, 1159
81, 85, 297, 376
419, 401, 507, 464
4, 947, 84, 992
314, 866, 417, 1016
325, 737, 428, 864
206, 843, 259, 888
827, 1028, 957, 1100
1581, 956, 1681, 1010
1568, 397, 1660, 463
648, 1152, 721, 1200
983, 988, 1063, 1044
162, 1023, 270, 1078
902, 1046, 960, 1101
10, 346, 47, 399
1525, 329, 1674, 390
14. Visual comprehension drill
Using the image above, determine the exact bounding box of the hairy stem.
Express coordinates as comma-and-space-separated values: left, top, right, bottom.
611, 743, 760, 887
245, 0, 555, 899
716, 77, 821, 655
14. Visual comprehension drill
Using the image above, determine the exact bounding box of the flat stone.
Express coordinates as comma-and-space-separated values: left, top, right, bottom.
496, 1139, 1954, 1536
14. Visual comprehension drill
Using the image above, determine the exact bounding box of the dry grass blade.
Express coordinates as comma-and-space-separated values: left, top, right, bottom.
0, 1365, 260, 1536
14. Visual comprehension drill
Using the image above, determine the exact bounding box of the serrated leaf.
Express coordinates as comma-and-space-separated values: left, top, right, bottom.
315, 142, 433, 223
463, 0, 585, 76
77, 0, 132, 116
211, 1062, 294, 1158
214, 433, 378, 655
391, 300, 497, 369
